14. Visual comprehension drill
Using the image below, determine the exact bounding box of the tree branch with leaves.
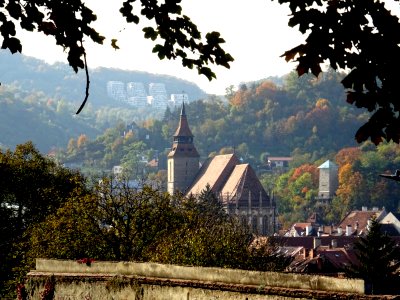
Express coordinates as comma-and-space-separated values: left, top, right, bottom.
276, 0, 400, 144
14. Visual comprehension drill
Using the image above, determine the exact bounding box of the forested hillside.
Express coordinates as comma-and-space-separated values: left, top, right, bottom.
0, 52, 206, 107
54, 68, 400, 229
59, 68, 368, 174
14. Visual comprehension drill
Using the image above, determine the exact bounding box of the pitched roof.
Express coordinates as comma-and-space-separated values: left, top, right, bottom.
173, 103, 193, 137
186, 154, 271, 208
278, 236, 357, 249
268, 157, 292, 161
220, 163, 271, 207
318, 160, 338, 169
338, 209, 386, 234
186, 154, 239, 195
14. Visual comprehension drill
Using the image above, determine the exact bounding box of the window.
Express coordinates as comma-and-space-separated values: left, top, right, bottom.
252, 216, 258, 233
241, 216, 247, 226
262, 216, 268, 235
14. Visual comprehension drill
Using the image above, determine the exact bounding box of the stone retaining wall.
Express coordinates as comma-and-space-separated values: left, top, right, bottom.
23, 259, 392, 300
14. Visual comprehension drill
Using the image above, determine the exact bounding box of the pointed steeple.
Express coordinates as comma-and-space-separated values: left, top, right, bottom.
181, 101, 186, 116
167, 103, 200, 194
173, 102, 193, 140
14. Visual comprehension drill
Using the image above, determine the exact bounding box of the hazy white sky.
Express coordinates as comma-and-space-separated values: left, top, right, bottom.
20, 0, 305, 94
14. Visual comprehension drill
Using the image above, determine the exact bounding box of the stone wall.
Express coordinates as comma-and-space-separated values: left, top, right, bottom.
23, 259, 393, 300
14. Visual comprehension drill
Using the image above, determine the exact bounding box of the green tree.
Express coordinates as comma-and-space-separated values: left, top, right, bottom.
0, 142, 86, 234
151, 191, 252, 269
347, 218, 400, 294
120, 141, 147, 179
0, 142, 87, 297
277, 0, 400, 144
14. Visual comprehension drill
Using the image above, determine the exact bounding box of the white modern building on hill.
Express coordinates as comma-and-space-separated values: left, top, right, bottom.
106, 81, 188, 110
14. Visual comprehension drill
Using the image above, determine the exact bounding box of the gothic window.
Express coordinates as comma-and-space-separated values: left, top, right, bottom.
262, 216, 268, 235
252, 216, 258, 233
241, 215, 247, 226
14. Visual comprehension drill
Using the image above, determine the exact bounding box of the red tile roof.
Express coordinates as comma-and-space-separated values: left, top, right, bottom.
186, 154, 239, 195
338, 209, 386, 235
186, 154, 272, 208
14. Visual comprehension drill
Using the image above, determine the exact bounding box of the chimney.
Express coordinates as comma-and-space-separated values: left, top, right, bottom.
313, 237, 321, 249
331, 239, 337, 248
372, 207, 379, 211
305, 225, 310, 236
337, 226, 343, 235
362, 206, 368, 211
346, 224, 352, 236
367, 219, 372, 231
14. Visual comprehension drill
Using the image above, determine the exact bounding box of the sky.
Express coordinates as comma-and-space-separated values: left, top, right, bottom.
19, 0, 306, 95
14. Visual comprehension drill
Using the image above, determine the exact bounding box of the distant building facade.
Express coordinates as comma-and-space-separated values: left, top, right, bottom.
106, 81, 189, 110
170, 93, 189, 107
126, 82, 148, 108
149, 83, 168, 110
106, 81, 126, 102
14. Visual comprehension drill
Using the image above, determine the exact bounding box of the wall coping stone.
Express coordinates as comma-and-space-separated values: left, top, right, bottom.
32, 258, 365, 294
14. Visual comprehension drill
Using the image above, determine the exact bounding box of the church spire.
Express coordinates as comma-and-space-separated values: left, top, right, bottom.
167, 103, 200, 194
173, 102, 193, 140
181, 101, 186, 116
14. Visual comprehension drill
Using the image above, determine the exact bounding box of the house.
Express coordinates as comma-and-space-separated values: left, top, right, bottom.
277, 236, 359, 275
267, 157, 292, 168
167, 103, 276, 235
286, 223, 314, 237
337, 207, 387, 236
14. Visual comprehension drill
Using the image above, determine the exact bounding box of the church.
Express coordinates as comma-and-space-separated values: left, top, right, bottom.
167, 103, 276, 235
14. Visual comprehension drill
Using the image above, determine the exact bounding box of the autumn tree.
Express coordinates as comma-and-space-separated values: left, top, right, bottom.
76, 134, 88, 149
334, 163, 364, 219
274, 164, 319, 226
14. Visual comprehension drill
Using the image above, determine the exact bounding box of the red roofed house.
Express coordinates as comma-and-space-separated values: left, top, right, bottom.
337, 207, 387, 236
167, 103, 276, 235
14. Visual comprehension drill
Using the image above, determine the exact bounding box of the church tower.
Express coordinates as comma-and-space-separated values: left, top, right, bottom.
167, 103, 200, 194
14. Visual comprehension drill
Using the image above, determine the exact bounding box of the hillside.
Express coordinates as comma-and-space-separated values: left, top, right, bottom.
58, 69, 369, 177
0, 86, 101, 152
0, 52, 207, 108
